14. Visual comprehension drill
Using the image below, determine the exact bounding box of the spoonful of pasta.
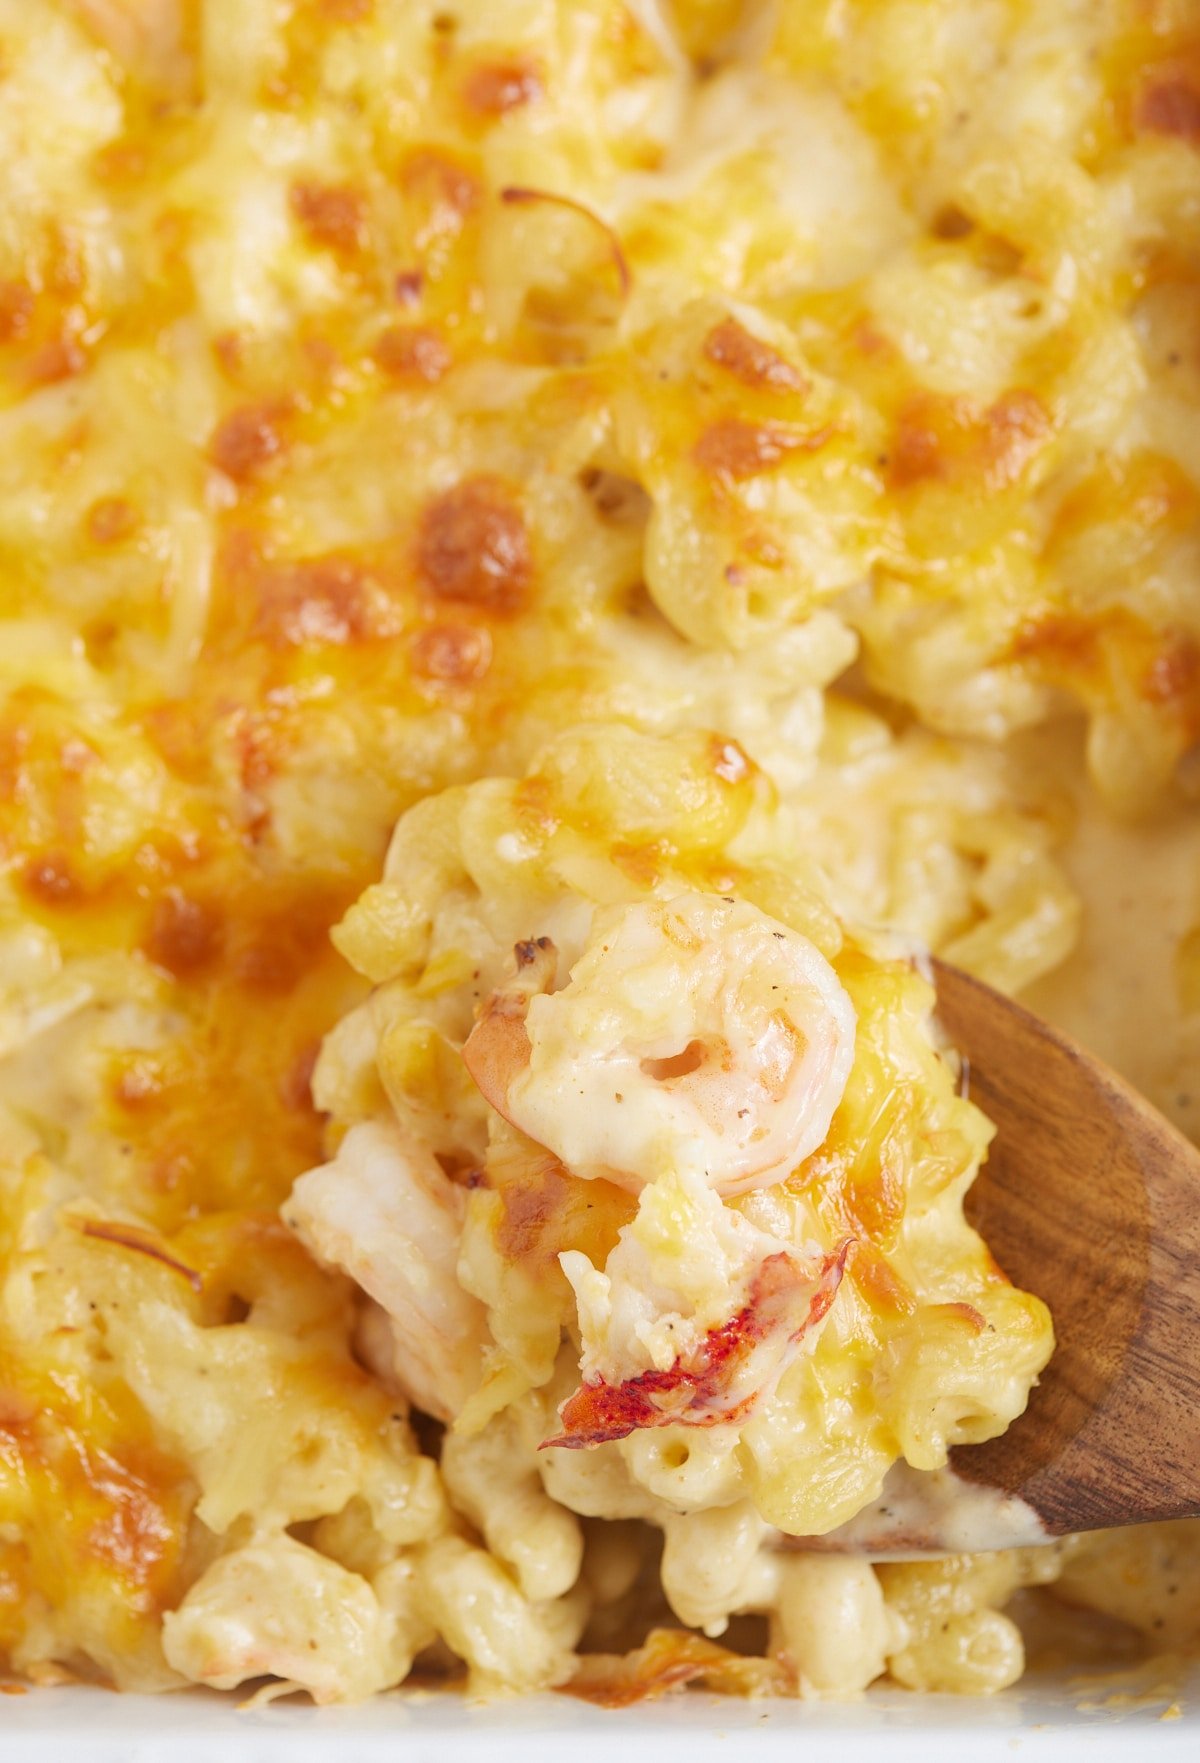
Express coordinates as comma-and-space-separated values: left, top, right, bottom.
792, 958, 1200, 1558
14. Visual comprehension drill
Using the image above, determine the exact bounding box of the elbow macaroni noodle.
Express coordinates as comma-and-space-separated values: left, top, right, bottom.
0, 0, 1197, 1708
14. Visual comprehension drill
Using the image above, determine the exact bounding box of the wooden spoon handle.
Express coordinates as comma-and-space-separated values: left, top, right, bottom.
937, 959, 1200, 1535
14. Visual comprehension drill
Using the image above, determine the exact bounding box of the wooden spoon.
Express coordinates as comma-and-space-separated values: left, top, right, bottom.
795, 957, 1200, 1556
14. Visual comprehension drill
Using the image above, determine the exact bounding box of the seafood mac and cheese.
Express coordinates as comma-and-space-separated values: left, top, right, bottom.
1, 0, 1199, 1707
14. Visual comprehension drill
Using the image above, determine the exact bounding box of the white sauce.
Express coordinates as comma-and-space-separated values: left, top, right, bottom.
785, 1460, 1050, 1559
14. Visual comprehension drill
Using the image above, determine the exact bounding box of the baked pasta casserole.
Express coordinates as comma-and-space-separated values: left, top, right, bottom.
1, 0, 1198, 1705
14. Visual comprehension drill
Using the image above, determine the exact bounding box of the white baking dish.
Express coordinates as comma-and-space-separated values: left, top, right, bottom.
5, 1669, 1198, 1761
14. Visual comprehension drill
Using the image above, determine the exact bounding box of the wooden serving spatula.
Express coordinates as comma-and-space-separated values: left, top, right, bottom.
798, 958, 1200, 1555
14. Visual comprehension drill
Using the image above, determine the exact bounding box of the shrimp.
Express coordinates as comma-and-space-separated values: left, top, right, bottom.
545, 1165, 853, 1447
462, 892, 856, 1198
282, 1118, 489, 1424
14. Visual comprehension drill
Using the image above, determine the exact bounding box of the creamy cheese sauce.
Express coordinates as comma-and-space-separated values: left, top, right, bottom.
786, 1461, 1050, 1558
